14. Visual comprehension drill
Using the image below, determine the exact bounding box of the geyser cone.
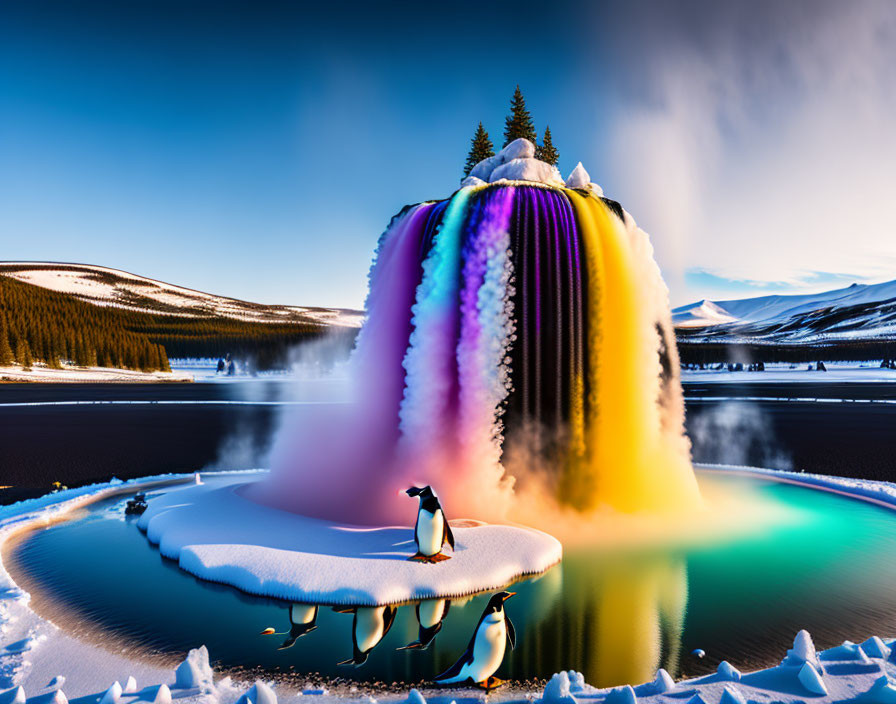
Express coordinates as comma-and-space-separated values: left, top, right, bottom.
261, 183, 700, 524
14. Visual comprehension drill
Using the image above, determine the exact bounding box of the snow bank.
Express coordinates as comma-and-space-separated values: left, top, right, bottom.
467, 139, 563, 187
137, 478, 562, 605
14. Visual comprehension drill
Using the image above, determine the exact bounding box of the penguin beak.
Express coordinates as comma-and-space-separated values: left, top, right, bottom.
405, 487, 422, 497
502, 592, 516, 602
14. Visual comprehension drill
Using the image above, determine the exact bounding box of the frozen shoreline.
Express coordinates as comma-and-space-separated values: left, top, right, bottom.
1, 467, 895, 704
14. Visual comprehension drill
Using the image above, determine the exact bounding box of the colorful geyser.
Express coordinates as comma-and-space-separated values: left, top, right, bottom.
261, 182, 700, 524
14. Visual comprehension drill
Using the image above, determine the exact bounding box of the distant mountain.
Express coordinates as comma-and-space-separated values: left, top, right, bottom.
0, 262, 363, 328
674, 279, 896, 345
0, 262, 362, 371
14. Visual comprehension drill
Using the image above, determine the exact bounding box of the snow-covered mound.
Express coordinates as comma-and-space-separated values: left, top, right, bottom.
674, 279, 896, 343
0, 262, 363, 327
461, 139, 603, 193
137, 478, 561, 605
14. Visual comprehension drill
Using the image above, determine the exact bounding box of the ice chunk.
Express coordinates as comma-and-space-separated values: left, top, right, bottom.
236, 682, 277, 704
567, 671, 586, 693
718, 686, 746, 704
541, 672, 576, 704
152, 685, 171, 704
99, 682, 122, 704
685, 695, 707, 704
51, 691, 68, 704
861, 636, 892, 660
717, 661, 742, 681
123, 677, 137, 694
175, 645, 214, 691
0, 687, 26, 704
691, 649, 706, 659
195, 473, 203, 485
859, 675, 896, 704
460, 176, 487, 188
588, 183, 604, 196
653, 669, 675, 693
798, 662, 828, 695
604, 685, 636, 704
490, 158, 564, 186
565, 163, 590, 189
406, 690, 426, 704
783, 630, 821, 670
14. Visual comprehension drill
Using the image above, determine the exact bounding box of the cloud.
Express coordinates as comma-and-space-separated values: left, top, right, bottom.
601, 0, 896, 304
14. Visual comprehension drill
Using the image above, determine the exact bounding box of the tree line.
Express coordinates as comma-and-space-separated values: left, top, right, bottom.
678, 340, 896, 366
463, 86, 560, 176
0, 276, 357, 373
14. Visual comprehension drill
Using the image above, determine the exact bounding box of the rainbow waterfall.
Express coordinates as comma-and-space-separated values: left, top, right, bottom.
263, 184, 700, 525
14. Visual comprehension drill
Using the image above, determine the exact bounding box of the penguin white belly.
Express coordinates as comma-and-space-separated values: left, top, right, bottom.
355, 607, 386, 653
290, 604, 316, 625
416, 509, 444, 556
418, 598, 446, 628
446, 614, 506, 683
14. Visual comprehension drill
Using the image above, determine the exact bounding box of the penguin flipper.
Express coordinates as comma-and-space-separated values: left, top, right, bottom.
506, 615, 516, 650
382, 605, 398, 638
432, 648, 473, 682
444, 520, 455, 551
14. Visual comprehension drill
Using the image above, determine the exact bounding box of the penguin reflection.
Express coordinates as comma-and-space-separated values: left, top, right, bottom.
260, 603, 319, 649
397, 598, 451, 651
334, 605, 397, 666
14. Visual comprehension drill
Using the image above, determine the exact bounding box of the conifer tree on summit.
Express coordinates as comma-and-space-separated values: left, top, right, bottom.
464, 122, 495, 176
503, 85, 537, 147
536, 125, 559, 166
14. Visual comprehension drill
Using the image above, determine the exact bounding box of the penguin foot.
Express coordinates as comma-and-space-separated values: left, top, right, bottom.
476, 677, 507, 691
408, 552, 452, 563
396, 640, 424, 651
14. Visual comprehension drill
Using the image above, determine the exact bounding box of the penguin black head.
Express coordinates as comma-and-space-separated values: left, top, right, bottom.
485, 591, 515, 613
405, 485, 435, 499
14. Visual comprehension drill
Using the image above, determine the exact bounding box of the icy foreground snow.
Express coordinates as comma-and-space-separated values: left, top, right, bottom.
2, 469, 896, 704
137, 478, 561, 604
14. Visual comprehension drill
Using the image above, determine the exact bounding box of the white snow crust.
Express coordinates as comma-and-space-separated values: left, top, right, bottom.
137, 479, 562, 605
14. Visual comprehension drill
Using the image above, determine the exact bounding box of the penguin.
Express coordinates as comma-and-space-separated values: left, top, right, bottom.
334, 604, 397, 666
397, 598, 451, 651
259, 603, 319, 649
432, 591, 516, 690
406, 485, 455, 563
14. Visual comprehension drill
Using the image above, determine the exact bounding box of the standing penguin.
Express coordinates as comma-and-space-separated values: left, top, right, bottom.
432, 591, 516, 690
406, 486, 455, 563
397, 598, 451, 651
334, 605, 397, 666
259, 603, 319, 649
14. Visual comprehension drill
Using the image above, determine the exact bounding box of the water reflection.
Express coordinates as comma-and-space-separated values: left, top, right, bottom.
260, 603, 319, 649
334, 605, 398, 666
511, 551, 687, 688
397, 598, 451, 651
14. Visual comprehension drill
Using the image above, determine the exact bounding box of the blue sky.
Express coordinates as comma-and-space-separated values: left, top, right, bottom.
2, 1, 895, 308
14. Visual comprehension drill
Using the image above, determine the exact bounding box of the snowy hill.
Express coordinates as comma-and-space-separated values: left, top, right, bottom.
0, 262, 363, 328
674, 279, 896, 343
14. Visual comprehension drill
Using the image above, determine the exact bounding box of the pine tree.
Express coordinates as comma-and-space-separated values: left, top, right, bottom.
536, 125, 559, 166
0, 318, 13, 366
503, 85, 537, 147
464, 122, 495, 176
16, 339, 33, 370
